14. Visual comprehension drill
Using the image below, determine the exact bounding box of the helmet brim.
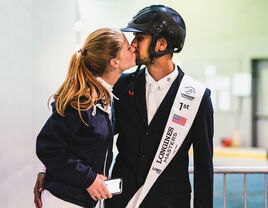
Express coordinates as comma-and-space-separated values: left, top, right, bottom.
120, 27, 143, 33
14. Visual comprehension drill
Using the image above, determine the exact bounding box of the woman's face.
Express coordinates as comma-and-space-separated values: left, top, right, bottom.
117, 34, 136, 72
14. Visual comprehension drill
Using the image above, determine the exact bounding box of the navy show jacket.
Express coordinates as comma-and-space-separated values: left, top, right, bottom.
36, 104, 113, 207
106, 66, 214, 208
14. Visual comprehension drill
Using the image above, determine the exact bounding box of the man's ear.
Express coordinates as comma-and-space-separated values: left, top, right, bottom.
155, 38, 168, 52
110, 58, 119, 68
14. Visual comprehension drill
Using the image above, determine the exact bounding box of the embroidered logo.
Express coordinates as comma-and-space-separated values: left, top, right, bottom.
181, 86, 195, 101
185, 86, 195, 95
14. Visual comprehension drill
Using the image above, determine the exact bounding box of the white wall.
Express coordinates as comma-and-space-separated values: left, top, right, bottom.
0, 0, 75, 207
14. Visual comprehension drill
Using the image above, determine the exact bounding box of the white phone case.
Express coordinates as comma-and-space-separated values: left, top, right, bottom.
104, 178, 123, 195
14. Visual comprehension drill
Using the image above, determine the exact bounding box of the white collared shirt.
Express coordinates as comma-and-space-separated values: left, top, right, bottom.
145, 67, 178, 124
95, 77, 114, 120
96, 77, 114, 95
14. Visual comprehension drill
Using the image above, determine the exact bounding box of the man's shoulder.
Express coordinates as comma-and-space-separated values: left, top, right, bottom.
181, 71, 211, 95
120, 67, 145, 82
114, 68, 145, 92
119, 72, 134, 82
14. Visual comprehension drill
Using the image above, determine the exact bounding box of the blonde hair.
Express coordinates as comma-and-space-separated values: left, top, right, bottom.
52, 28, 123, 124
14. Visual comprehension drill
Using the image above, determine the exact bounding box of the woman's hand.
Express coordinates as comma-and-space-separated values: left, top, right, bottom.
33, 173, 45, 208
86, 174, 112, 201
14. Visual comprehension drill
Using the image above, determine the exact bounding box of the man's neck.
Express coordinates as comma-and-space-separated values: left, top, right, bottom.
146, 58, 175, 81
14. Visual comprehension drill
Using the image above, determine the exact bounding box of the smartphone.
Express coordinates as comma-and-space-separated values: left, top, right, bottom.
104, 178, 123, 195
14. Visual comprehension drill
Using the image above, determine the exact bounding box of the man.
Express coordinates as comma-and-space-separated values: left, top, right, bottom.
106, 5, 214, 208
34, 5, 213, 208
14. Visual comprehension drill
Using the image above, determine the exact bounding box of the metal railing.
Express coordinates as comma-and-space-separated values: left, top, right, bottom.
189, 166, 268, 208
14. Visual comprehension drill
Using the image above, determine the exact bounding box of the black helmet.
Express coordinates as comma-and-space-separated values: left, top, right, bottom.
121, 5, 186, 54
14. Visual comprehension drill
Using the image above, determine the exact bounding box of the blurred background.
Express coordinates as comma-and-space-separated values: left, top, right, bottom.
0, 0, 268, 207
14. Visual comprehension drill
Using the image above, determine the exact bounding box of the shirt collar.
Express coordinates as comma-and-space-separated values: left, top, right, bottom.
145, 66, 178, 89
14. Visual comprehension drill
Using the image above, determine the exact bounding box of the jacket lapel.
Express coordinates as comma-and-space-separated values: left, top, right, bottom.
149, 66, 184, 128
134, 70, 148, 126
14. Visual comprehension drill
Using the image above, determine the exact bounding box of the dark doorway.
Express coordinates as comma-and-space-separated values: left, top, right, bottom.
252, 59, 268, 147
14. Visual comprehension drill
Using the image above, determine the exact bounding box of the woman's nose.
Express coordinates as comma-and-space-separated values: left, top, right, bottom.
131, 39, 138, 48
129, 45, 135, 52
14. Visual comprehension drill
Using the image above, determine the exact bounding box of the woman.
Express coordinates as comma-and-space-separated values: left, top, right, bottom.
36, 28, 136, 208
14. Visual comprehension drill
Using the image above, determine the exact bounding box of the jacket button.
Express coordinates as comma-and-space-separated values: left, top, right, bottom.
145, 131, 150, 136
141, 154, 146, 159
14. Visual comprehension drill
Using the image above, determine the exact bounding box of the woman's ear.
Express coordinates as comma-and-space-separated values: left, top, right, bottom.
155, 38, 168, 52
110, 58, 119, 68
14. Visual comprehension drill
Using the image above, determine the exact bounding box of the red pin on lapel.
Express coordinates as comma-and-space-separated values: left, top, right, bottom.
128, 89, 134, 96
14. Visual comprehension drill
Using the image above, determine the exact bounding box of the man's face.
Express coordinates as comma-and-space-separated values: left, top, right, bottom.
131, 33, 152, 65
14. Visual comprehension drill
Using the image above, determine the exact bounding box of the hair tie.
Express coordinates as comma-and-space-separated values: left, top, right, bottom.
78, 48, 86, 56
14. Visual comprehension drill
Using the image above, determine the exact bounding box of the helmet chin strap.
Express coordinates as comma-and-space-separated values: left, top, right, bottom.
149, 34, 174, 64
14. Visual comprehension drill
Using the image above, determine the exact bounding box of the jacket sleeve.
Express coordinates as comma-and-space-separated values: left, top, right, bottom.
193, 89, 214, 208
36, 107, 96, 189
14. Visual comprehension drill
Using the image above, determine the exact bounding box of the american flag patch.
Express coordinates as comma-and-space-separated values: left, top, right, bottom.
172, 114, 187, 126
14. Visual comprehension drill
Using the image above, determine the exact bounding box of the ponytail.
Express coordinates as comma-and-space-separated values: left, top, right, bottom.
49, 28, 123, 125
52, 52, 110, 125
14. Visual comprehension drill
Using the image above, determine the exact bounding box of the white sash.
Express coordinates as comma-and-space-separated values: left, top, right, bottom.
126, 74, 206, 208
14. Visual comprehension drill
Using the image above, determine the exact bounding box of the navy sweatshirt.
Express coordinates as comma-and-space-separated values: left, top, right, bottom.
36, 104, 113, 207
